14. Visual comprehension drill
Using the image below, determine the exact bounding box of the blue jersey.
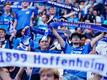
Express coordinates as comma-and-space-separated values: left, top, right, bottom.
16, 8, 33, 30
63, 42, 92, 79
0, 40, 10, 49
64, 42, 92, 54
0, 13, 13, 34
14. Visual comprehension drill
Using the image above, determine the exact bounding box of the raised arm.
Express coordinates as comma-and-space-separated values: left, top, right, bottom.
15, 67, 25, 80
63, 12, 76, 18
51, 27, 65, 48
0, 68, 12, 80
30, 12, 34, 27
91, 33, 106, 47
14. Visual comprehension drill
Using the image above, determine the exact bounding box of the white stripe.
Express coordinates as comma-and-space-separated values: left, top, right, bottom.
0, 48, 107, 77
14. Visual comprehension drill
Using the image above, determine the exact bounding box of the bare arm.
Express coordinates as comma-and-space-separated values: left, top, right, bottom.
91, 33, 105, 47
51, 28, 65, 48
30, 12, 34, 27
0, 68, 12, 80
63, 12, 76, 18
15, 67, 25, 80
13, 19, 17, 29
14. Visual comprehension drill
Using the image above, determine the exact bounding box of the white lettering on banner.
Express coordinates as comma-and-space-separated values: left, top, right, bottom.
0, 48, 107, 77
47, 1, 71, 9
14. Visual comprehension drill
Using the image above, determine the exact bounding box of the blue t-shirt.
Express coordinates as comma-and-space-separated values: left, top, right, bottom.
0, 13, 13, 34
63, 42, 92, 78
16, 8, 33, 30
64, 42, 92, 54
0, 40, 10, 49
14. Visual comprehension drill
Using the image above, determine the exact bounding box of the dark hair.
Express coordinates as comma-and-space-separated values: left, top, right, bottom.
69, 33, 82, 40
81, 34, 87, 39
4, 2, 11, 7
0, 28, 6, 33
44, 14, 49, 21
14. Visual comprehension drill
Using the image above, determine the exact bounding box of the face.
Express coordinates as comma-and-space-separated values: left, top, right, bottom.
71, 36, 81, 44
21, 2, 29, 8
42, 15, 47, 22
81, 37, 86, 45
75, 28, 82, 34
93, 10, 97, 16
0, 30, 5, 38
49, 7, 55, 15
65, 0, 71, 4
4, 5, 11, 12
80, 1, 85, 5
40, 70, 56, 80
39, 40, 50, 50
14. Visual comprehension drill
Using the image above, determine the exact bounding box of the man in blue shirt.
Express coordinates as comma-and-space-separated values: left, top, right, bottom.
0, 2, 15, 35
51, 27, 106, 80
15, 2, 34, 37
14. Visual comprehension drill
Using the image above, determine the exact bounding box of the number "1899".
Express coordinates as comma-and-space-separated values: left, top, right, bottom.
0, 52, 27, 62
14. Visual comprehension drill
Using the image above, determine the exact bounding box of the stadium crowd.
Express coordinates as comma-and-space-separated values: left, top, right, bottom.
0, 0, 107, 80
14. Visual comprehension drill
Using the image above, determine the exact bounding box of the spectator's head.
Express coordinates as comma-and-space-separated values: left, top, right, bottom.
80, 0, 85, 5
49, 6, 56, 15
59, 17, 68, 30
65, 0, 71, 4
104, 4, 107, 12
4, 2, 11, 12
39, 36, 51, 50
21, 2, 29, 9
0, 28, 6, 38
42, 14, 49, 23
88, 7, 93, 14
69, 33, 82, 46
93, 10, 98, 16
39, 68, 59, 80
60, 17, 67, 22
75, 27, 83, 34
81, 34, 87, 46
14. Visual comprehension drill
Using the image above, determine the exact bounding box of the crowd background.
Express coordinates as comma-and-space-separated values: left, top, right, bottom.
0, 0, 107, 80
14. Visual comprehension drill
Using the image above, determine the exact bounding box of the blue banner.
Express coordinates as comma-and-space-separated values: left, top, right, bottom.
4, 0, 46, 2
5, 0, 46, 2
4, 0, 78, 11
49, 21, 107, 32
46, 1, 71, 10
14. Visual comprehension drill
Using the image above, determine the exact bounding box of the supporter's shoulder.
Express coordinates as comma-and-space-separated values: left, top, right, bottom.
32, 47, 41, 52
13, 37, 22, 43
48, 50, 62, 54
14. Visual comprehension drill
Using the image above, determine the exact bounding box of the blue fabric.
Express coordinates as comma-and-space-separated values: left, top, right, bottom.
49, 22, 107, 32
12, 36, 34, 50
64, 42, 92, 54
63, 42, 92, 79
16, 8, 33, 30
0, 13, 13, 34
101, 37, 107, 42
1, 40, 10, 49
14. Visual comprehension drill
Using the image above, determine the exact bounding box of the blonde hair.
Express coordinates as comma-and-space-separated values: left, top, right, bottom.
39, 68, 59, 79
